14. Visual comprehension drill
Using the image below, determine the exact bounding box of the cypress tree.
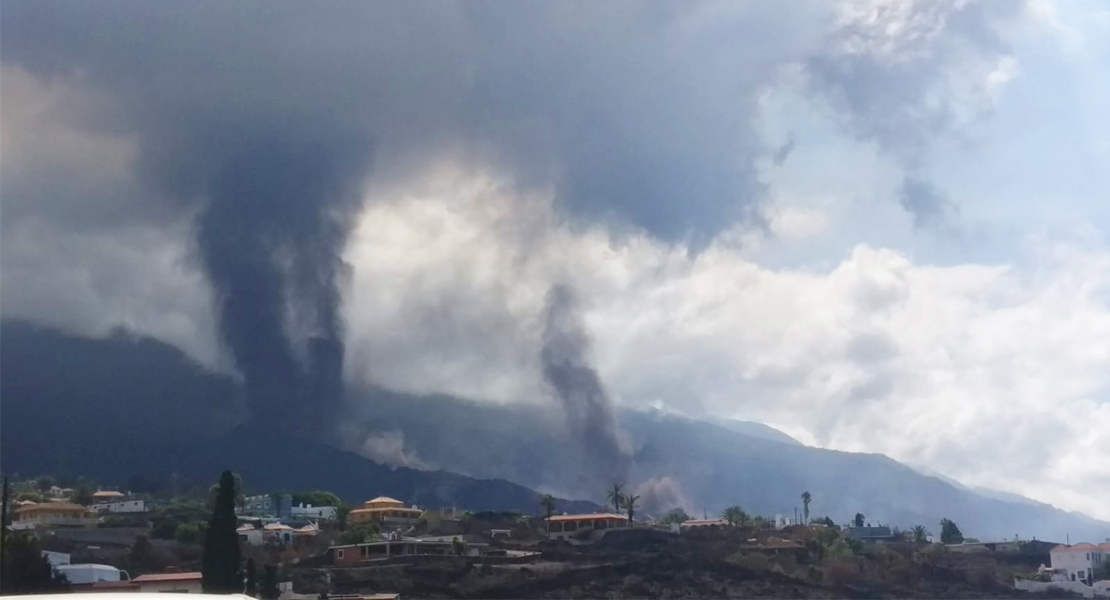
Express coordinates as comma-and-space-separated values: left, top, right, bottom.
260, 564, 280, 600
202, 470, 241, 593
244, 558, 257, 597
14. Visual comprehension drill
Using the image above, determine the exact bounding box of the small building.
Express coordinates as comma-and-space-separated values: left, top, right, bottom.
844, 526, 897, 542
91, 490, 126, 504
680, 519, 728, 530
131, 571, 203, 593
263, 522, 296, 544
349, 497, 423, 526
237, 524, 265, 546
95, 500, 147, 514
329, 539, 487, 566
11, 502, 98, 530
545, 513, 628, 541
1051, 543, 1109, 584
290, 503, 338, 520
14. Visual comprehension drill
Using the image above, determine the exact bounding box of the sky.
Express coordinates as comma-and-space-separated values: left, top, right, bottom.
2, 0, 1109, 521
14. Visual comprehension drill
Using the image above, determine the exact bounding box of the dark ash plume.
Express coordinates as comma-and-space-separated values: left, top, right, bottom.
194, 128, 372, 434
541, 284, 632, 488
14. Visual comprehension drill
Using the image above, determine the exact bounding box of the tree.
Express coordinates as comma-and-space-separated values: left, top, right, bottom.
0, 531, 69, 594
209, 472, 245, 510
34, 475, 56, 493
336, 521, 380, 545
259, 564, 280, 600
661, 509, 690, 525
940, 518, 964, 544
291, 491, 342, 507
606, 483, 625, 514
244, 558, 258, 598
813, 516, 837, 529
335, 504, 350, 531
452, 537, 467, 556
129, 534, 154, 570
540, 494, 556, 534
721, 505, 748, 527
72, 484, 95, 506
202, 470, 242, 593
176, 522, 201, 544
912, 525, 927, 543
801, 491, 812, 525
853, 513, 865, 528
622, 494, 640, 525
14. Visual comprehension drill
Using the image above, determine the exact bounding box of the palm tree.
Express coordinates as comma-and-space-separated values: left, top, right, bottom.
721, 505, 746, 527
801, 491, 812, 525
912, 525, 927, 543
622, 494, 640, 525
541, 494, 556, 535
606, 482, 625, 514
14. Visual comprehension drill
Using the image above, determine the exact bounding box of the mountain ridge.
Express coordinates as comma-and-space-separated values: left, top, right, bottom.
2, 318, 1107, 542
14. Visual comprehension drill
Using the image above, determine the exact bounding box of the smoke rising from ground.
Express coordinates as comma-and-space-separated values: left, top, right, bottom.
541, 284, 633, 489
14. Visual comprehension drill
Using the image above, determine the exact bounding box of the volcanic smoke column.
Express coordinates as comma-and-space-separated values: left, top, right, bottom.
195, 130, 372, 435
540, 284, 633, 491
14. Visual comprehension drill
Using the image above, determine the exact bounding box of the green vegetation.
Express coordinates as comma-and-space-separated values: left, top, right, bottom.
721, 505, 749, 527
453, 537, 467, 556
244, 558, 258, 598
202, 470, 242, 593
940, 518, 964, 544
335, 504, 351, 531
853, 512, 865, 527
290, 491, 342, 507
0, 531, 69, 594
259, 564, 280, 600
541, 494, 556, 533
151, 498, 208, 539
129, 534, 155, 571
801, 491, 812, 525
72, 484, 94, 506
336, 521, 381, 545
176, 522, 202, 544
34, 475, 56, 492
912, 525, 927, 542
812, 516, 837, 528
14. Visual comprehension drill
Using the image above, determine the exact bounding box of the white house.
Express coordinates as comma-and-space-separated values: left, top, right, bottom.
289, 503, 337, 520
237, 524, 265, 546
96, 500, 147, 514
1051, 543, 1109, 584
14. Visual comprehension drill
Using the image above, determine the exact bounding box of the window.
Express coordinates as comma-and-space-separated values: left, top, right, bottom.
336, 549, 345, 560
564, 521, 578, 532
550, 522, 563, 532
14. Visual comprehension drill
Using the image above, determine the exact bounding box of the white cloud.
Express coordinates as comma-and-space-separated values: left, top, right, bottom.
340, 170, 1110, 520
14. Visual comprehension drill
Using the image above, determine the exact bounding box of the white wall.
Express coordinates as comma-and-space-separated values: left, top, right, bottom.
99, 500, 146, 513
1053, 550, 1099, 583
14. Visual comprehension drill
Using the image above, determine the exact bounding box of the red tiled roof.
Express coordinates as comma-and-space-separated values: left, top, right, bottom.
132, 572, 202, 582
1051, 543, 1097, 553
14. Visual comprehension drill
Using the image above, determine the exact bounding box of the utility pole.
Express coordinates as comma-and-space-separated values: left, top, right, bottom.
1, 475, 9, 557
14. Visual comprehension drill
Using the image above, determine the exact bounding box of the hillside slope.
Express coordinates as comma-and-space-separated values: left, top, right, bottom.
3, 319, 1107, 542
0, 319, 595, 514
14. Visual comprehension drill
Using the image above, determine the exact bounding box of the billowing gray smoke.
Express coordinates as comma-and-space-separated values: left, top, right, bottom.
192, 129, 371, 432
541, 284, 633, 488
